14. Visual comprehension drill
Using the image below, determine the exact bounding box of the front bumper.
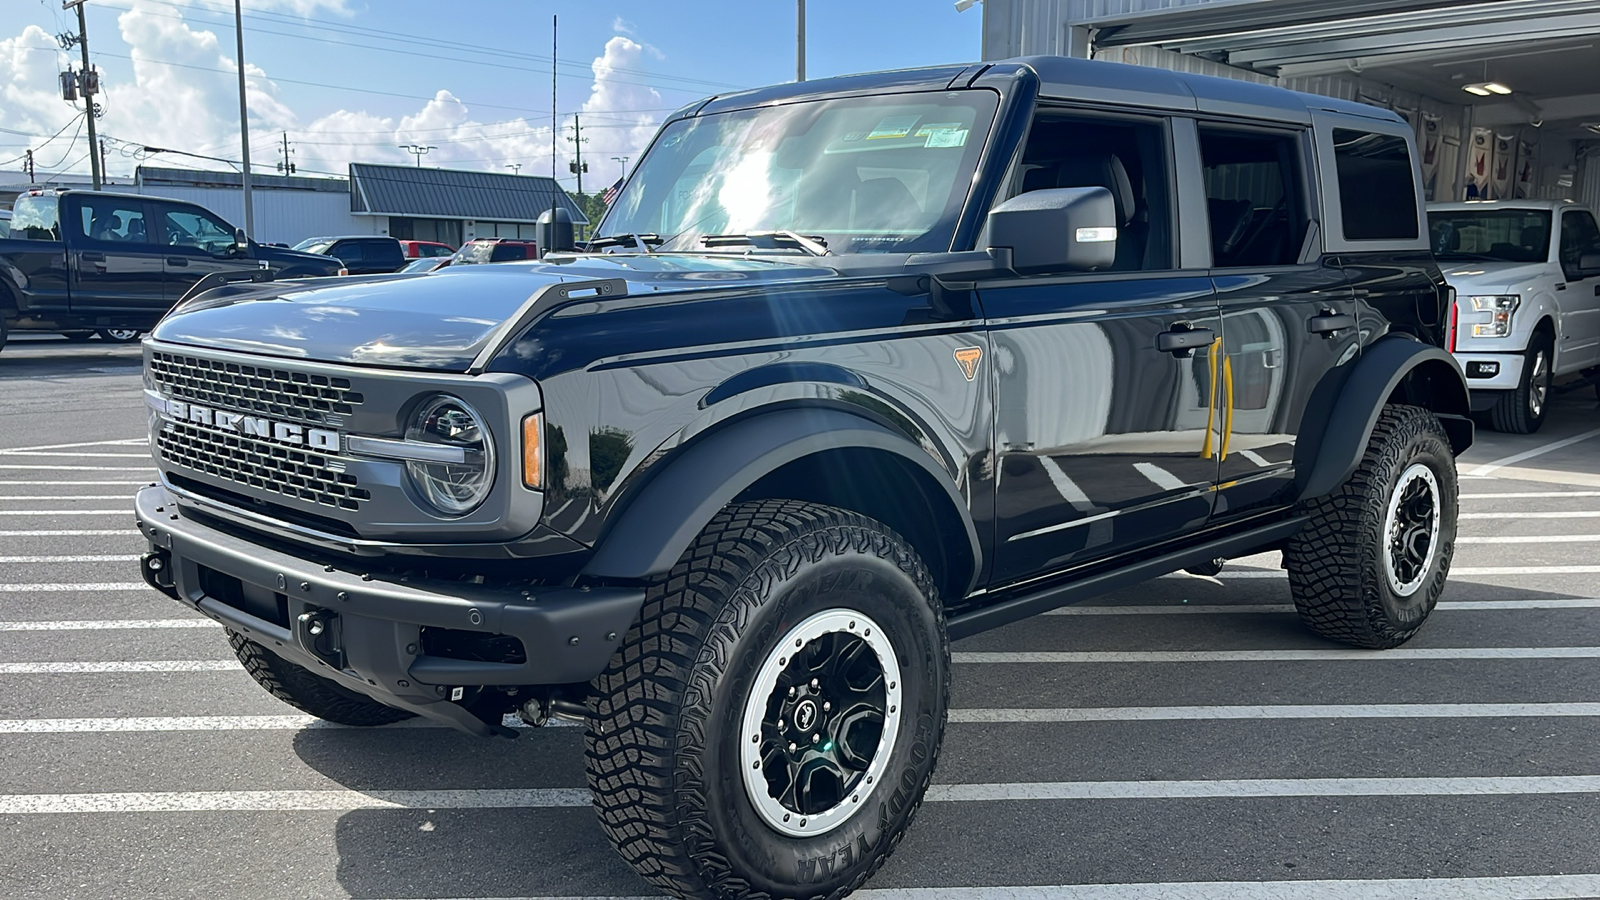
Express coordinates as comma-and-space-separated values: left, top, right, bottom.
135, 485, 643, 736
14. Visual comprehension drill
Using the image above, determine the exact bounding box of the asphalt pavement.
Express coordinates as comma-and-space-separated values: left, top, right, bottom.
2, 334, 1600, 899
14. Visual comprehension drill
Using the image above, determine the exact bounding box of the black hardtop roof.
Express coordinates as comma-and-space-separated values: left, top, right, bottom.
693, 56, 1402, 127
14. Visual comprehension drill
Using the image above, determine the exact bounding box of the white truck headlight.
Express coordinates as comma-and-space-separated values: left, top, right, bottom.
1466, 295, 1519, 338
404, 394, 495, 516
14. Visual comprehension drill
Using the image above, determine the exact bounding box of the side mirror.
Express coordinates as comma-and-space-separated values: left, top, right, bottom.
1580, 252, 1600, 278
985, 186, 1117, 274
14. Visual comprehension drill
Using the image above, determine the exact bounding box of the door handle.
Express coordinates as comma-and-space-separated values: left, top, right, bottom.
1156, 326, 1215, 357
79, 251, 106, 262
1307, 311, 1356, 336
166, 257, 189, 267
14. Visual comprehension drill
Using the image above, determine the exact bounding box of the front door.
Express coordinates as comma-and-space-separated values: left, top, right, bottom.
1558, 207, 1600, 369
980, 110, 1222, 586
1188, 122, 1358, 520
66, 195, 165, 317
156, 201, 257, 303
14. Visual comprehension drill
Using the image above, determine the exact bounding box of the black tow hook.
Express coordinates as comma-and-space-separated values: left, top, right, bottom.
140, 550, 178, 599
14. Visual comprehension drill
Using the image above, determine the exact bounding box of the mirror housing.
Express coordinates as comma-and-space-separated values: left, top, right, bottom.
985, 186, 1117, 274
1580, 252, 1600, 279
229, 228, 251, 258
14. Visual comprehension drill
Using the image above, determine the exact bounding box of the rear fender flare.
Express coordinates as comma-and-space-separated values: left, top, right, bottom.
580, 408, 981, 594
1295, 338, 1471, 501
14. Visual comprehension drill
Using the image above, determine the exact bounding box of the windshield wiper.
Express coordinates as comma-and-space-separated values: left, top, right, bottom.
700, 231, 830, 257
587, 233, 662, 253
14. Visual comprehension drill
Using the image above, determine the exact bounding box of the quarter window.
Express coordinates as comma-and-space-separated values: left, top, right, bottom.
1332, 129, 1418, 241
1197, 127, 1310, 268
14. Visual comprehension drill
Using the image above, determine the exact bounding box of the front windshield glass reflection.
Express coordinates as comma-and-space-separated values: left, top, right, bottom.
597, 91, 999, 255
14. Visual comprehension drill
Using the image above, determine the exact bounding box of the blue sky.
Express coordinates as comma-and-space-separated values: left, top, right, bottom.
0, 0, 982, 189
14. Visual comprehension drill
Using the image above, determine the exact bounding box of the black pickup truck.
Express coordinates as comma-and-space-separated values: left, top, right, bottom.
135, 57, 1472, 900
0, 189, 342, 350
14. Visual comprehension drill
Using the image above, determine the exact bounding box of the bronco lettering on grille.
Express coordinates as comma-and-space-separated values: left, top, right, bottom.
164, 399, 341, 452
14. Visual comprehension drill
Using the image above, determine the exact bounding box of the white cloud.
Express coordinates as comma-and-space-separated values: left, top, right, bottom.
1, 2, 665, 194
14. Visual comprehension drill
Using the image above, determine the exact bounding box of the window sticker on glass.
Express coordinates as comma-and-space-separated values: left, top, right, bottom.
916, 124, 968, 148
866, 115, 921, 140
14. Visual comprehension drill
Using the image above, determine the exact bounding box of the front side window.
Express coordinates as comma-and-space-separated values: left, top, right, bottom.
1332, 129, 1418, 241
1560, 210, 1600, 277
1428, 209, 1551, 263
1198, 127, 1309, 267
332, 242, 365, 264
76, 197, 150, 244
599, 91, 999, 254
161, 205, 237, 255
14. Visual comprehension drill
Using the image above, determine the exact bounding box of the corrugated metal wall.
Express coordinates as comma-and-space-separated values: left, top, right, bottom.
127, 185, 378, 246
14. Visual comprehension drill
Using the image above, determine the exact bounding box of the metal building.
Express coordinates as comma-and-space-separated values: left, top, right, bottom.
976, 0, 1600, 207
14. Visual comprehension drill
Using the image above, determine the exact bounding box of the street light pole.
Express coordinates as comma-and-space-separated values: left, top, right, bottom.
399, 144, 435, 167
62, 1, 101, 190
233, 0, 254, 237
796, 0, 806, 82
612, 156, 629, 181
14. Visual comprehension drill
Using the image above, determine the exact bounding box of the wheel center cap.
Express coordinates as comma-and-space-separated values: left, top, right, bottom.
793, 699, 819, 732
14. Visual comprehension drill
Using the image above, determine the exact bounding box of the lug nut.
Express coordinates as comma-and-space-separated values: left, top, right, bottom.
822, 701, 831, 712
811, 733, 819, 744
810, 678, 819, 689
788, 742, 797, 752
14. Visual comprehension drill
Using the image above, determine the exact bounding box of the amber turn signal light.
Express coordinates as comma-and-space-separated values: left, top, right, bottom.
522, 413, 542, 490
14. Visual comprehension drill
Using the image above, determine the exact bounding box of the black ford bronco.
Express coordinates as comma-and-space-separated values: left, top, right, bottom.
135, 57, 1470, 900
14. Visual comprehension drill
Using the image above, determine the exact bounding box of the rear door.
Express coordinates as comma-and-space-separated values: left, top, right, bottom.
156, 201, 258, 303
66, 194, 165, 316
981, 109, 1222, 585
1557, 208, 1600, 369
1183, 118, 1358, 523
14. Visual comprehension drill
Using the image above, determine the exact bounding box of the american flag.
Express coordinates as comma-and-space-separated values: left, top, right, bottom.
601, 176, 624, 205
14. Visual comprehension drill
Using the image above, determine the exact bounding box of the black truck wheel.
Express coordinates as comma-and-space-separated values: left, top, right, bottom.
1285, 404, 1458, 649
586, 500, 948, 900
1489, 334, 1553, 434
227, 633, 414, 726
96, 328, 142, 344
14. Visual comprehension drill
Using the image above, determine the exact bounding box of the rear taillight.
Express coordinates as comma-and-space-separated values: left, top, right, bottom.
1446, 286, 1458, 352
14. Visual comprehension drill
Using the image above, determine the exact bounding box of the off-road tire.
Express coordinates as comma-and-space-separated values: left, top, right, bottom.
227, 633, 415, 726
1285, 404, 1457, 648
1489, 334, 1553, 434
585, 500, 949, 900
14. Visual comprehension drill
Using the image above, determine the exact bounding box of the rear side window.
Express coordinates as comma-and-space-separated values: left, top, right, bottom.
1197, 127, 1310, 267
332, 242, 365, 264
366, 240, 404, 264
1332, 129, 1418, 241
77, 197, 150, 244
490, 243, 530, 261
10, 195, 60, 241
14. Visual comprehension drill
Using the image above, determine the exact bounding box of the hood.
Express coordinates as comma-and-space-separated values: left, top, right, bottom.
150, 254, 839, 371
1438, 260, 1552, 296
256, 245, 342, 267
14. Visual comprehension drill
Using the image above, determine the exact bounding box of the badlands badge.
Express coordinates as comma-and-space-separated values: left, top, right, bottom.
953, 346, 983, 382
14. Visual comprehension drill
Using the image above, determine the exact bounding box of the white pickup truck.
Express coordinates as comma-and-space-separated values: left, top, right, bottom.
1428, 200, 1600, 433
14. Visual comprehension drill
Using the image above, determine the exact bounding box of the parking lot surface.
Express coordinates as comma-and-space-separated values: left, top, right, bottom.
2, 335, 1599, 899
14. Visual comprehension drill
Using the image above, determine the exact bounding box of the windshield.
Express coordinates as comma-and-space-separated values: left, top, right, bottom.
297, 240, 335, 255
597, 91, 999, 255
10, 194, 61, 241
1429, 209, 1552, 263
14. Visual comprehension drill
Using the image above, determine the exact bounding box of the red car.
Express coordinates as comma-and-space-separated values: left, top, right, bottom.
397, 240, 456, 259
451, 238, 538, 264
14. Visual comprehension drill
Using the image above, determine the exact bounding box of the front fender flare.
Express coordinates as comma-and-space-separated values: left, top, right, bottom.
1296, 338, 1472, 501
580, 408, 981, 592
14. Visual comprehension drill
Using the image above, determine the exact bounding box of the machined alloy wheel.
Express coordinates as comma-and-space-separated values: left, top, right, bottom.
739, 608, 902, 838
1490, 336, 1553, 434
1382, 463, 1441, 597
96, 328, 142, 343
1527, 347, 1549, 418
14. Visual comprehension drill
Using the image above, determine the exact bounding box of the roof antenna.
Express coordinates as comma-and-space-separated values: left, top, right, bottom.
550, 13, 558, 254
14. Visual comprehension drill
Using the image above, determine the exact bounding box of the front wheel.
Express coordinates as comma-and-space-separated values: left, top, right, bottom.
228, 633, 415, 726
586, 500, 948, 900
95, 328, 142, 344
1489, 335, 1553, 434
1285, 404, 1458, 648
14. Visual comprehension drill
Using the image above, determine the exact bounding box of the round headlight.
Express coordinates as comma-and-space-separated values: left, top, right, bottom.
404, 394, 495, 516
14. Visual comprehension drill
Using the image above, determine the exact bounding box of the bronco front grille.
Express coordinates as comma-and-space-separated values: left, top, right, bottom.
150, 351, 364, 427
157, 420, 371, 511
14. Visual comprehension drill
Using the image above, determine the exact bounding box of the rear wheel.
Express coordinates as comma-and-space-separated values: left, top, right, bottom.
96, 328, 142, 343
1285, 404, 1458, 649
586, 500, 948, 900
1489, 335, 1553, 434
228, 633, 414, 726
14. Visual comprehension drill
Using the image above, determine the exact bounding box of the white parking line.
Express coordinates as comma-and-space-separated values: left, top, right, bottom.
0, 481, 151, 486
953, 647, 1600, 663
1462, 490, 1600, 499
0, 465, 153, 471
6, 776, 1600, 814
854, 875, 1600, 900
948, 703, 1600, 723
1222, 565, 1600, 577
1457, 534, 1600, 543
0, 510, 130, 516
0, 661, 234, 674
1132, 462, 1186, 491
1467, 426, 1600, 476
0, 555, 140, 563
0, 531, 136, 537
0, 619, 211, 632
0, 439, 145, 454
1460, 510, 1600, 519
0, 583, 150, 593
0, 452, 150, 459
0, 495, 136, 501
1044, 599, 1600, 615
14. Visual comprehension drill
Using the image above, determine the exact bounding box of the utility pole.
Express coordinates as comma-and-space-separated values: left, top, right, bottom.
24, 149, 35, 182
99, 138, 107, 183
796, 0, 806, 82
277, 132, 295, 175
550, 14, 557, 226
233, 0, 254, 236
62, 1, 101, 190
567, 114, 588, 197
